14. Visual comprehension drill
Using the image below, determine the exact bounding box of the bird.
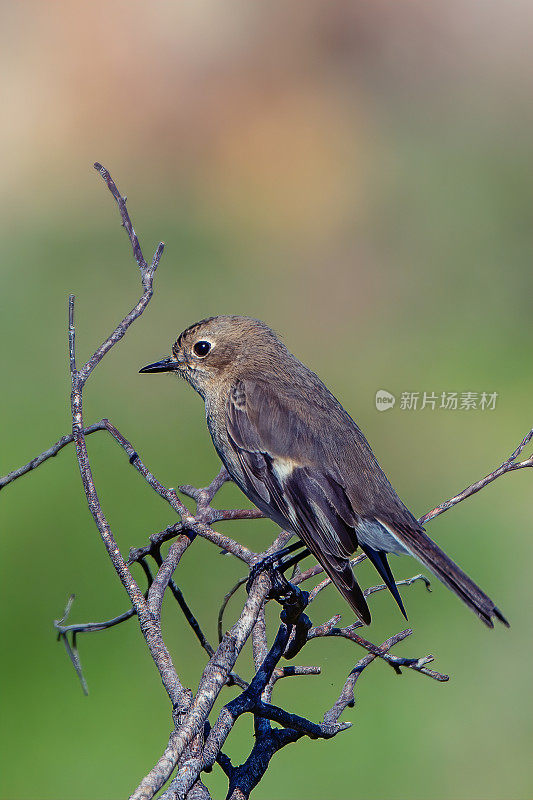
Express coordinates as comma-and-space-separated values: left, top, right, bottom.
140, 315, 508, 628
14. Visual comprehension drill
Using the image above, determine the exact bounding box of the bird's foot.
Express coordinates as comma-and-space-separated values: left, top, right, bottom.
278, 583, 310, 625
246, 553, 289, 597
246, 542, 307, 597
247, 551, 310, 631
247, 549, 311, 658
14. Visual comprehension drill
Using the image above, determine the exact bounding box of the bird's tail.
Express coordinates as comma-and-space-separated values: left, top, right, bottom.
358, 542, 408, 621
383, 520, 509, 628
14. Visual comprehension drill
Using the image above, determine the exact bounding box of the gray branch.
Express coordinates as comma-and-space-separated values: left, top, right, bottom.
2, 163, 528, 800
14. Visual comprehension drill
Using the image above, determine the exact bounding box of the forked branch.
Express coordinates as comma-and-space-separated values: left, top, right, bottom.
1, 164, 527, 800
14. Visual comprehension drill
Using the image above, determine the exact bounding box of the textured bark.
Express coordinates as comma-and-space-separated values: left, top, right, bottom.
2, 164, 527, 800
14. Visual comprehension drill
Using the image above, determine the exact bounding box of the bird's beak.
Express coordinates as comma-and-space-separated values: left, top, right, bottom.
139, 356, 179, 374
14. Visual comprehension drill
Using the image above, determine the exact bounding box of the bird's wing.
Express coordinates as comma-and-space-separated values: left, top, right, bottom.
227, 378, 508, 628
226, 378, 371, 624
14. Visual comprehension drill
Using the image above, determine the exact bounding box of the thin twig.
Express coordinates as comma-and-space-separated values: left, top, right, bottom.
128, 523, 184, 565
308, 624, 448, 682
67, 168, 188, 712
52, 535, 154, 695
59, 631, 89, 696
324, 629, 414, 725
364, 573, 431, 598
420, 427, 533, 524
93, 162, 148, 273
2, 164, 527, 800
104, 419, 191, 519
150, 550, 248, 690
130, 572, 272, 800
218, 578, 248, 643
55, 606, 137, 636
0, 422, 106, 490
309, 571, 431, 605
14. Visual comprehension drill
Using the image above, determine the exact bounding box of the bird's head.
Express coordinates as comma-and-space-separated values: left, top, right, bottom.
139, 315, 283, 397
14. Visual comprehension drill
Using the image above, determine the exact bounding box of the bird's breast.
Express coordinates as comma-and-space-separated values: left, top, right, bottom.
204, 397, 245, 480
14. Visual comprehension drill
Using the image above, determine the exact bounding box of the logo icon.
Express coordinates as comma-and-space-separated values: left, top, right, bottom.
375, 390, 396, 411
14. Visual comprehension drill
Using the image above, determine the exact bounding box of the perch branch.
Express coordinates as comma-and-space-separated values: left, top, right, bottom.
162, 587, 347, 800
130, 573, 272, 800
2, 164, 529, 800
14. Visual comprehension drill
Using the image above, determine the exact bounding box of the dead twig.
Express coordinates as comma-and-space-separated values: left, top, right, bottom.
420, 427, 533, 524
0, 421, 106, 490
2, 164, 525, 800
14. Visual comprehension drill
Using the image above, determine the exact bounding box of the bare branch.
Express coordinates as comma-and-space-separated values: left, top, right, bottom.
364, 573, 432, 598
128, 523, 184, 565
218, 578, 248, 643
148, 537, 193, 620
179, 466, 231, 504
324, 629, 415, 725
54, 593, 143, 695
292, 553, 367, 589
163, 588, 347, 800
420, 427, 533, 524
101, 427, 259, 566
55, 602, 137, 636
103, 419, 191, 518
308, 623, 448, 682
3, 164, 527, 800
93, 162, 149, 273
149, 549, 249, 690
70, 295, 187, 708
66, 168, 193, 715
179, 468, 265, 524
130, 573, 272, 800
0, 422, 106, 490
58, 630, 89, 697
53, 595, 90, 695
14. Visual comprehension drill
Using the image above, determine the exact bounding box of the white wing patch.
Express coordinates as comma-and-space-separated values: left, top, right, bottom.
271, 457, 299, 482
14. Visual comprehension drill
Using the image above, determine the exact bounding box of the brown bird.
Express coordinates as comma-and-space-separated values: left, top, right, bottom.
140, 315, 508, 628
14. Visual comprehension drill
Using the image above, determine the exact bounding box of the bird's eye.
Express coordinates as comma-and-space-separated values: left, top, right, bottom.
193, 340, 211, 357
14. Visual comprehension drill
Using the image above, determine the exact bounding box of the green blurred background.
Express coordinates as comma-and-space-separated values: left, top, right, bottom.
1, 3, 532, 798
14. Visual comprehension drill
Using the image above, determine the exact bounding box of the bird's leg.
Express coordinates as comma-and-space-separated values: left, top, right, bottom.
246, 541, 310, 597
271, 540, 309, 560
280, 548, 311, 573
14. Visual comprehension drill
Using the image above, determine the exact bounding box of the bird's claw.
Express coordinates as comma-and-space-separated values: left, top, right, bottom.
246, 554, 310, 617
246, 552, 291, 596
